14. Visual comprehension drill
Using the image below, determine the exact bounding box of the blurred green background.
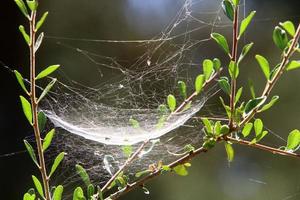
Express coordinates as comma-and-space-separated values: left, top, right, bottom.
0, 0, 300, 199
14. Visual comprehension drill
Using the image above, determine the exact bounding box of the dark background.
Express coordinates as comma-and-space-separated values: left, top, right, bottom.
1, 0, 300, 199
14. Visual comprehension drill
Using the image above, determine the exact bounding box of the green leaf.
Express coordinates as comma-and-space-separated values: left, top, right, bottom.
211, 33, 230, 54
129, 118, 140, 128
43, 129, 55, 151
221, 0, 234, 21
239, 11, 256, 38
248, 79, 256, 98
273, 26, 288, 50
26, 0, 38, 11
122, 145, 133, 158
228, 61, 239, 79
255, 55, 270, 80
36, 12, 49, 32
75, 164, 91, 187
32, 175, 44, 198
235, 87, 243, 105
254, 118, 263, 136
20, 96, 32, 124
218, 77, 231, 95
38, 78, 57, 102
220, 125, 230, 135
73, 187, 86, 200
87, 184, 95, 198
24, 140, 38, 166
279, 21, 295, 36
213, 58, 221, 71
178, 81, 187, 99
203, 59, 214, 80
259, 95, 279, 112
243, 96, 266, 116
135, 170, 151, 178
269, 63, 281, 80
224, 142, 234, 162
201, 118, 212, 135
214, 121, 221, 136
14, 70, 28, 94
23, 193, 35, 200
238, 42, 254, 63
202, 138, 216, 149
19, 25, 30, 45
36, 65, 60, 80
232, 0, 240, 6
14, 0, 29, 18
173, 164, 188, 176
286, 60, 300, 71
251, 130, 268, 144
38, 111, 47, 132
49, 152, 65, 177
34, 32, 44, 53
286, 129, 300, 151
167, 94, 176, 112
242, 122, 253, 137
195, 74, 205, 94
52, 185, 63, 200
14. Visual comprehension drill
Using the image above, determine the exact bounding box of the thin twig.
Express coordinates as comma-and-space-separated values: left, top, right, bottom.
29, 10, 51, 200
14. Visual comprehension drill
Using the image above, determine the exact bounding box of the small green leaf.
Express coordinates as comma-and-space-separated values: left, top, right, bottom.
269, 63, 281, 80
273, 26, 288, 50
286, 129, 300, 151
23, 193, 35, 200
20, 96, 32, 124
221, 0, 234, 21
167, 94, 176, 112
232, 0, 240, 6
52, 185, 63, 200
239, 11, 256, 38
32, 175, 44, 198
279, 21, 295, 36
49, 152, 65, 177
19, 25, 30, 45
36, 12, 49, 32
220, 125, 230, 135
15, 0, 29, 18
255, 55, 270, 80
228, 61, 239, 79
36, 65, 60, 80
14, 70, 29, 94
286, 60, 300, 71
75, 164, 91, 187
202, 138, 216, 149
87, 184, 95, 198
38, 78, 57, 102
243, 96, 266, 116
238, 42, 254, 63
26, 0, 38, 11
195, 74, 205, 94
218, 77, 231, 95
248, 79, 256, 98
43, 129, 55, 151
173, 164, 188, 176
214, 121, 221, 136
129, 118, 140, 128
135, 170, 151, 178
73, 187, 86, 200
254, 118, 263, 136
211, 33, 230, 54
224, 142, 234, 162
213, 58, 221, 71
242, 122, 253, 137
24, 140, 38, 166
201, 118, 212, 135
38, 111, 47, 132
122, 145, 133, 158
235, 87, 243, 105
259, 96, 279, 112
178, 81, 187, 99
203, 59, 214, 80
251, 130, 268, 144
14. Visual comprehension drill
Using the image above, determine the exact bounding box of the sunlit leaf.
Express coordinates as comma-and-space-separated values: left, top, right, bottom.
129, 118, 140, 128
238, 42, 254, 63
254, 118, 263, 136
239, 11, 256, 38
43, 129, 55, 151
167, 94, 176, 112
286, 60, 300, 71
32, 175, 44, 198
14, 70, 28, 94
235, 87, 243, 105
195, 74, 205, 94
279, 21, 295, 36
19, 25, 30, 45
222, 0, 234, 21
23, 193, 35, 200
259, 96, 279, 112
255, 55, 270, 80
224, 142, 234, 162
214, 121, 221, 136
203, 59, 214, 80
24, 140, 38, 166
20, 96, 32, 124
201, 118, 213, 135
211, 33, 230, 54
220, 125, 230, 135
228, 61, 239, 79
173, 164, 188, 176
273, 26, 288, 50
243, 96, 266, 116
49, 152, 65, 177
38, 111, 47, 132
242, 122, 253, 137
231, 0, 239, 6
36, 12, 49, 32
213, 58, 221, 71
73, 187, 86, 200
87, 184, 94, 198
218, 77, 231, 95
178, 81, 187, 99
14, 0, 29, 18
122, 145, 133, 158
52, 185, 63, 200
75, 164, 91, 187
36, 65, 60, 80
26, 0, 38, 11
38, 78, 57, 102
286, 129, 300, 151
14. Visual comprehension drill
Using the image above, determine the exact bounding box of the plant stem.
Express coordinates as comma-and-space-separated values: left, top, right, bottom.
29, 11, 51, 200
229, 6, 239, 129
239, 23, 300, 127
